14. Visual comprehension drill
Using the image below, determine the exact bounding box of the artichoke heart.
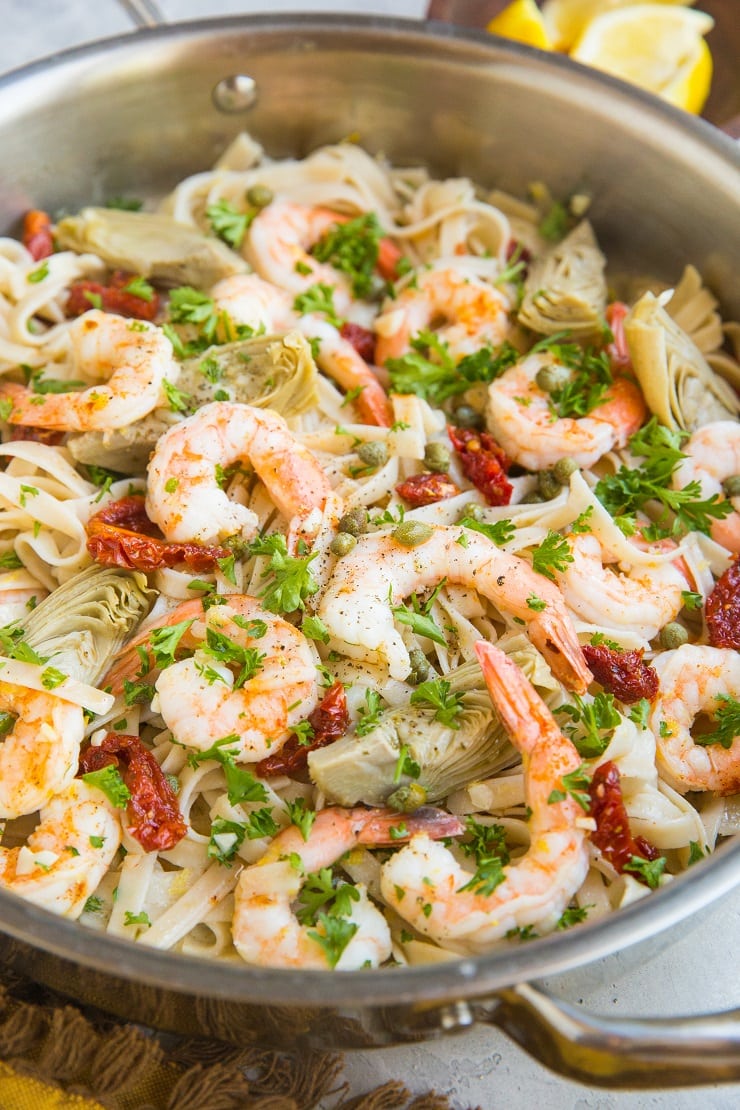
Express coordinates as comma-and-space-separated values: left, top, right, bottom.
308, 661, 515, 807
55, 207, 247, 287
23, 565, 153, 686
67, 331, 320, 473
664, 265, 724, 354
518, 221, 607, 339
625, 291, 740, 432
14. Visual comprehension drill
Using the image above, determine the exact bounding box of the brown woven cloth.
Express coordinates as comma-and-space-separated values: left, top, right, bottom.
0, 968, 479, 1110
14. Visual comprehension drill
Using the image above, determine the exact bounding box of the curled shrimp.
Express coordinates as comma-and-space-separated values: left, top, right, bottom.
244, 201, 373, 310
0, 311, 178, 432
233, 804, 462, 969
380, 642, 590, 955
145, 400, 332, 545
211, 274, 392, 427
486, 352, 647, 469
650, 644, 740, 796
374, 267, 512, 364
555, 532, 689, 642
0, 780, 122, 918
318, 524, 592, 692
0, 681, 86, 819
112, 595, 320, 762
674, 421, 740, 553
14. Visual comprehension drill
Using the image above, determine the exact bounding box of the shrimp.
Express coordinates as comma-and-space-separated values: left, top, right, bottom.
0, 681, 85, 819
374, 267, 512, 364
298, 315, 393, 426
0, 310, 178, 432
149, 595, 320, 761
233, 804, 462, 969
244, 201, 355, 310
145, 400, 332, 545
486, 352, 647, 469
318, 524, 592, 692
555, 532, 689, 642
650, 643, 740, 796
674, 421, 740, 553
211, 275, 392, 427
380, 643, 591, 955
0, 779, 122, 918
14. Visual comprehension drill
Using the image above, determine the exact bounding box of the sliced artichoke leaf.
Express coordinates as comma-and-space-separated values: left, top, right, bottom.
55, 207, 247, 288
67, 330, 320, 473
518, 221, 608, 339
625, 291, 740, 432
22, 565, 153, 686
664, 264, 724, 354
308, 660, 516, 807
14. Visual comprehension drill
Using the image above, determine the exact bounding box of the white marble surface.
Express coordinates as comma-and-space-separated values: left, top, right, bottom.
1, 4, 739, 1107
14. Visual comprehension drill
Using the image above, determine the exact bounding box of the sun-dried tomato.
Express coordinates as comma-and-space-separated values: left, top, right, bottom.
605, 302, 632, 372
256, 681, 350, 777
340, 321, 376, 364
395, 472, 460, 508
22, 209, 54, 261
86, 494, 230, 573
581, 642, 659, 704
448, 425, 513, 506
589, 761, 660, 875
67, 270, 159, 321
706, 558, 740, 650
79, 733, 186, 852
6, 425, 66, 446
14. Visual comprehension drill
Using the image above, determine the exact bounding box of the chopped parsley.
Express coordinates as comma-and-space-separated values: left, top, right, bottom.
555, 691, 621, 759
206, 199, 254, 249
624, 854, 667, 889
547, 764, 592, 812
122, 275, 154, 302
307, 913, 358, 968
459, 515, 515, 547
458, 816, 509, 896
207, 817, 247, 865
392, 580, 447, 646
293, 282, 344, 328
285, 797, 316, 842
385, 331, 519, 405
356, 689, 384, 737
187, 735, 269, 807
594, 418, 732, 539
311, 212, 382, 298
695, 694, 740, 750
123, 911, 151, 928
393, 744, 421, 783
296, 867, 360, 925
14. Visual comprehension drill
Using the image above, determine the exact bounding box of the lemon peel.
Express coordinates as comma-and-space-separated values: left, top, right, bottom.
487, 0, 553, 50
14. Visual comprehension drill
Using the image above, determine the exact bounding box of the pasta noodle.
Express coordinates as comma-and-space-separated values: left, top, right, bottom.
0, 134, 738, 969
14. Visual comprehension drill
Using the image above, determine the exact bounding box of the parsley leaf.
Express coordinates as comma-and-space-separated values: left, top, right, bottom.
307, 913, 358, 968
547, 764, 592, 812
208, 817, 247, 865
532, 530, 574, 580
356, 689, 384, 737
285, 797, 316, 842
82, 765, 131, 808
147, 619, 195, 668
206, 199, 254, 249
248, 533, 320, 613
458, 816, 509, 896
187, 735, 269, 807
122, 275, 155, 302
459, 515, 515, 546
296, 867, 360, 925
624, 854, 667, 889
695, 694, 740, 750
409, 678, 464, 728
293, 282, 344, 328
393, 744, 421, 783
392, 580, 447, 646
555, 692, 621, 759
201, 626, 265, 689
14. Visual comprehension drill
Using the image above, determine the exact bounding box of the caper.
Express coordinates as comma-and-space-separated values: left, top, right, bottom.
406, 648, 431, 686
460, 502, 485, 522
423, 441, 451, 473
553, 456, 579, 484
537, 469, 562, 501
330, 532, 357, 557
246, 183, 273, 209
338, 507, 368, 536
659, 622, 689, 649
392, 520, 434, 547
357, 440, 389, 469
722, 474, 740, 499
387, 782, 428, 813
521, 491, 545, 504
535, 364, 571, 393
452, 404, 483, 429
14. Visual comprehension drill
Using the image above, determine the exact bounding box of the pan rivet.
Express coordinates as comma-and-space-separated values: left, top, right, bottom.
212, 75, 258, 113
439, 1001, 474, 1031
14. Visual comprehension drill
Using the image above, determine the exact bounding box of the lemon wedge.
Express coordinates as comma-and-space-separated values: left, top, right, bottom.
541, 0, 696, 52
487, 0, 553, 50
570, 4, 714, 113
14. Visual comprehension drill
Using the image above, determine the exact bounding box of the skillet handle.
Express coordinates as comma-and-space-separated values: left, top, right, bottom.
478, 983, 740, 1087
